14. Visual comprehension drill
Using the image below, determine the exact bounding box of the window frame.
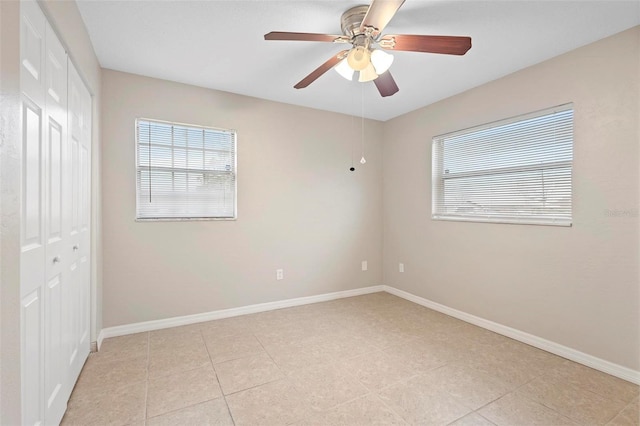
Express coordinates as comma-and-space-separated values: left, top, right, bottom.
134, 118, 238, 222
431, 104, 573, 227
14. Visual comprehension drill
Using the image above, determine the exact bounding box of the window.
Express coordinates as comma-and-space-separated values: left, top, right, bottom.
136, 119, 236, 220
432, 104, 573, 226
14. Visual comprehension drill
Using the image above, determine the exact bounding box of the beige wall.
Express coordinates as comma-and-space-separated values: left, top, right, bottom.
101, 70, 383, 327
0, 0, 101, 421
383, 26, 640, 370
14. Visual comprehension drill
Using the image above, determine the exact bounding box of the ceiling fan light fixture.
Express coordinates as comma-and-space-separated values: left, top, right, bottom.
335, 58, 355, 81
371, 49, 394, 74
358, 62, 378, 82
347, 46, 371, 71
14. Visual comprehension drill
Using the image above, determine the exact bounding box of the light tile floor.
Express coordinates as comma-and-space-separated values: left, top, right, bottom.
61, 292, 639, 426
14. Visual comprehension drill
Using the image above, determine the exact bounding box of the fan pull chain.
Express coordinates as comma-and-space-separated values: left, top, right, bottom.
360, 83, 366, 165
350, 111, 356, 171
349, 83, 356, 171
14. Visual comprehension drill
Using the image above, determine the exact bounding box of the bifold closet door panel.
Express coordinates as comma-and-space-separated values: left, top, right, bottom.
43, 20, 70, 425
20, 1, 47, 424
67, 60, 92, 387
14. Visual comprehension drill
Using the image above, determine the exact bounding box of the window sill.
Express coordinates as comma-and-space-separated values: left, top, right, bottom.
431, 215, 572, 227
135, 217, 237, 222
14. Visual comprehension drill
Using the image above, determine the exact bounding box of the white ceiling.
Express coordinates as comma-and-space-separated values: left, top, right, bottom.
76, 0, 640, 121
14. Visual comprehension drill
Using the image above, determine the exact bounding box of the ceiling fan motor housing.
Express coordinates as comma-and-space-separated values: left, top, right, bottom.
340, 5, 371, 38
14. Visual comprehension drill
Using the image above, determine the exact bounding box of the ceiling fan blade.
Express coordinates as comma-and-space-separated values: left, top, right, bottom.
374, 71, 399, 97
264, 32, 348, 43
360, 0, 405, 34
380, 34, 472, 55
294, 50, 349, 89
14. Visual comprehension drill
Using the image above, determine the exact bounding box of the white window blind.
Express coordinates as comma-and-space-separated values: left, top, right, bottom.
136, 119, 236, 220
432, 104, 573, 226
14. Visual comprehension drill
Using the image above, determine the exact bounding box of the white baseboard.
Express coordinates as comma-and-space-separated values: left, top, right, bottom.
96, 330, 105, 351
98, 285, 385, 341
383, 285, 640, 385
96, 283, 639, 385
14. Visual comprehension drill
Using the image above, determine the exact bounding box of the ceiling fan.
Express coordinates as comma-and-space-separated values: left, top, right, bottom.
264, 0, 472, 97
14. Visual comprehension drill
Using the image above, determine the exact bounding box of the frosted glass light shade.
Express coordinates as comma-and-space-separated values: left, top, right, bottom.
347, 46, 371, 71
358, 62, 378, 82
335, 59, 355, 81
371, 49, 394, 74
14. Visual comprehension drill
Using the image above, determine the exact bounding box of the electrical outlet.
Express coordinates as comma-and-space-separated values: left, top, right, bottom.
399, 263, 404, 273
276, 269, 284, 280
361, 260, 368, 271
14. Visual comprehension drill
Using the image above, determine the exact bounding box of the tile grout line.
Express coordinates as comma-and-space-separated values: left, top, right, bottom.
143, 331, 150, 422
607, 397, 638, 425
202, 327, 237, 426
470, 371, 573, 425
378, 340, 550, 424
374, 361, 471, 425
254, 329, 327, 424
472, 371, 542, 413
144, 327, 232, 423
210, 332, 287, 397
517, 368, 633, 425
223, 330, 363, 424
144, 398, 222, 423
547, 367, 640, 407
452, 411, 496, 426
253, 330, 284, 372
372, 390, 414, 425
296, 345, 446, 424
296, 392, 377, 424
221, 377, 290, 398
201, 318, 295, 395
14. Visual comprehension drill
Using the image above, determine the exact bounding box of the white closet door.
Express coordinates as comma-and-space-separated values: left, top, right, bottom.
20, 2, 47, 424
43, 21, 69, 426
79, 74, 92, 361
67, 61, 91, 386
20, 1, 92, 424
